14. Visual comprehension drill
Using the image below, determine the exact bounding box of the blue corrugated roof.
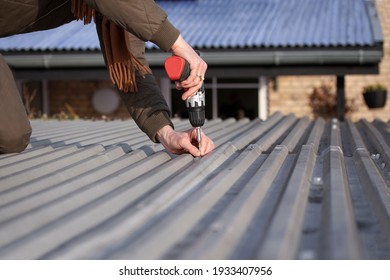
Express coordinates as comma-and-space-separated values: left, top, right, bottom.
0, 0, 382, 52
0, 21, 100, 51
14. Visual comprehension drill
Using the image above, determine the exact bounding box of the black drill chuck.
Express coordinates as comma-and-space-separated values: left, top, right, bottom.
186, 84, 206, 127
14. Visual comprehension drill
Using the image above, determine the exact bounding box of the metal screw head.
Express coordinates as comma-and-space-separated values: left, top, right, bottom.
313, 177, 323, 185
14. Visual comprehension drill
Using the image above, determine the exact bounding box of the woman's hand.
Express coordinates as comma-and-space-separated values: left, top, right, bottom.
156, 125, 215, 157
170, 35, 208, 100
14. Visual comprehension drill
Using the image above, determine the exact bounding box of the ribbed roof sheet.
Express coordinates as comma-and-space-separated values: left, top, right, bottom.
0, 0, 382, 52
158, 0, 378, 48
0, 21, 100, 52
1, 113, 390, 259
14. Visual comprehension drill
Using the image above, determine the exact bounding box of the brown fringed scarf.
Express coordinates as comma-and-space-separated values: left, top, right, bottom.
71, 0, 151, 92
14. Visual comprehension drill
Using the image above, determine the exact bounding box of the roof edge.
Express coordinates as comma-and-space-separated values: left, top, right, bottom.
365, 0, 384, 43
3, 48, 383, 69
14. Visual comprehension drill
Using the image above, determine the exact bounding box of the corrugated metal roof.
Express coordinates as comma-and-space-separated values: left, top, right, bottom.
0, 21, 100, 52
0, 0, 382, 52
1, 113, 390, 260
157, 0, 379, 48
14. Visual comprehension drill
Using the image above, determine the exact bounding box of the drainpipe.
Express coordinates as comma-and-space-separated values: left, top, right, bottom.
42, 80, 49, 116
336, 76, 345, 121
212, 77, 218, 119
258, 76, 268, 120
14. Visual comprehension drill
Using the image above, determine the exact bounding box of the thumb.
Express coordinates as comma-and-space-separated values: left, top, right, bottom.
186, 142, 201, 157
185, 130, 201, 157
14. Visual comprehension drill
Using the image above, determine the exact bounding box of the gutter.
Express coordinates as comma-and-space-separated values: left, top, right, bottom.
3, 49, 383, 69
199, 49, 383, 66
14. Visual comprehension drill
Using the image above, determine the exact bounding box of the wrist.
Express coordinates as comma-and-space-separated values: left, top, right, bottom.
151, 19, 180, 52
156, 125, 174, 143
170, 34, 183, 53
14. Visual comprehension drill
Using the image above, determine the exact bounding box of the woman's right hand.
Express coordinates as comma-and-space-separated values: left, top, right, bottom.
170, 35, 208, 100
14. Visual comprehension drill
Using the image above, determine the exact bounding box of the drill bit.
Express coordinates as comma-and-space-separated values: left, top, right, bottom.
196, 127, 202, 153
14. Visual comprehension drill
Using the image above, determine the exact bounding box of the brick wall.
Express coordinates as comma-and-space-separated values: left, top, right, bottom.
346, 0, 390, 121
269, 0, 390, 121
48, 80, 130, 119
269, 76, 336, 118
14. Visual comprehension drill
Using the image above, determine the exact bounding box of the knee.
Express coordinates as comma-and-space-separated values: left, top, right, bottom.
0, 128, 32, 154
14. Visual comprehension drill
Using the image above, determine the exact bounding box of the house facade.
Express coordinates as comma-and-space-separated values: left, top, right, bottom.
269, 0, 390, 121
0, 0, 388, 121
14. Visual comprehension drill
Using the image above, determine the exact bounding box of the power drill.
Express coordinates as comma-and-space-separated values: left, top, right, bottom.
164, 54, 206, 150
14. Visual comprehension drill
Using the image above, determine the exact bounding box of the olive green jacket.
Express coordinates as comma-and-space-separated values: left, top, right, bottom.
0, 0, 179, 142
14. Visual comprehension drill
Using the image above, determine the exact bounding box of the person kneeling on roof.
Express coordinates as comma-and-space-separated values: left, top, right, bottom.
0, 0, 215, 157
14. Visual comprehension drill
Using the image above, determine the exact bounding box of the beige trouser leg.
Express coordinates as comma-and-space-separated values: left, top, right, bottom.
0, 54, 32, 153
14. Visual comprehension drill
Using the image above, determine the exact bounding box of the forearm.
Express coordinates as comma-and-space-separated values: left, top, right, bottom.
86, 0, 180, 51
119, 73, 174, 142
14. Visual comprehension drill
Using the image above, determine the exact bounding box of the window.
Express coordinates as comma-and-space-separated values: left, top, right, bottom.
170, 77, 260, 120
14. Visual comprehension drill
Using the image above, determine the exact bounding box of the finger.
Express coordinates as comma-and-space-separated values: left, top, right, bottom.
180, 60, 206, 94
186, 143, 201, 157
200, 137, 214, 156
181, 86, 200, 100
178, 132, 199, 157
181, 74, 203, 89
197, 131, 213, 156
175, 82, 183, 90
181, 64, 204, 86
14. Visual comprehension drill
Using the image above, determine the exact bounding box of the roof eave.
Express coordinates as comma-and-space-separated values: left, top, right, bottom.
3, 47, 383, 69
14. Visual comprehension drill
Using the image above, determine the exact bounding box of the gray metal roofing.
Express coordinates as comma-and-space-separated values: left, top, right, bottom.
0, 0, 383, 52
0, 112, 390, 260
